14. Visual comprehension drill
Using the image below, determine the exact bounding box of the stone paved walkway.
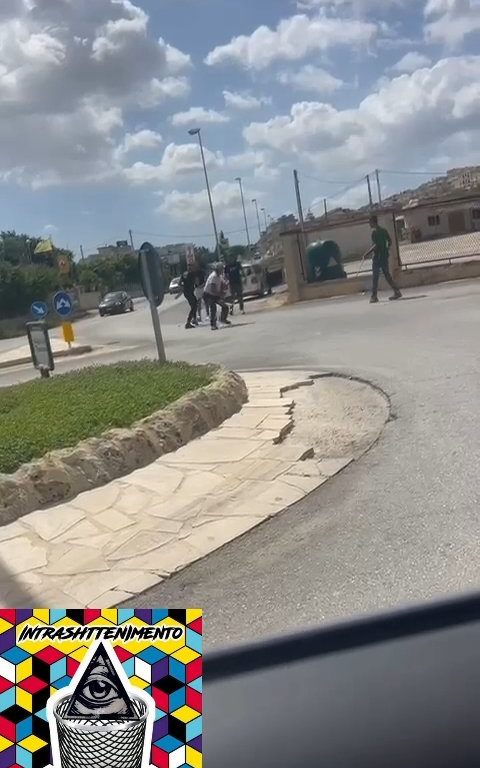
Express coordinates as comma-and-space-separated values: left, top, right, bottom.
0, 371, 353, 607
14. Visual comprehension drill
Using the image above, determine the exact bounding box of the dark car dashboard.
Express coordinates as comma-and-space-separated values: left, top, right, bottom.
205, 592, 480, 768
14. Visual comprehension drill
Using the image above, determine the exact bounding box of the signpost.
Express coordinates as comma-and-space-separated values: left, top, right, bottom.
53, 291, 73, 318
31, 301, 48, 320
138, 242, 166, 363
26, 322, 54, 378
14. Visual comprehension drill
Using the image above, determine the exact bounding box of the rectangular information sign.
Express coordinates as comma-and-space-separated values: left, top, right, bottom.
0, 608, 202, 768
26, 322, 54, 372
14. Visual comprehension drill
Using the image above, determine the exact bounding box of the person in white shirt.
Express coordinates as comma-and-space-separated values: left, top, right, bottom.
204, 264, 231, 330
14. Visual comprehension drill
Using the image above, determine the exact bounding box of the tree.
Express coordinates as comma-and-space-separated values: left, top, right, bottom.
0, 231, 42, 265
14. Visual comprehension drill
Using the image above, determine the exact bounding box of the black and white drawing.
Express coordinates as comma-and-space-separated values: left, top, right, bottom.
46, 641, 155, 768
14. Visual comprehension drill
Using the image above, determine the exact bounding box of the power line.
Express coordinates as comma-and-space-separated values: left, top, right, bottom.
301, 172, 355, 186
310, 174, 369, 210
131, 226, 257, 240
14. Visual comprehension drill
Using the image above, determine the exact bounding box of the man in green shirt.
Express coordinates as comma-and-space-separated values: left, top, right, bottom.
365, 215, 402, 304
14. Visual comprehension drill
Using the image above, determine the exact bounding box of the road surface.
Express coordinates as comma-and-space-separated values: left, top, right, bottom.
124, 279, 480, 648
1, 281, 480, 651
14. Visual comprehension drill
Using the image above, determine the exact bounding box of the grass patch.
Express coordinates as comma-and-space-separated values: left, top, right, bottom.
0, 360, 215, 474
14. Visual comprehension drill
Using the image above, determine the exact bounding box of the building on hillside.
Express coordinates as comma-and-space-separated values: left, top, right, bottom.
87, 241, 134, 261
396, 194, 480, 242
447, 167, 480, 191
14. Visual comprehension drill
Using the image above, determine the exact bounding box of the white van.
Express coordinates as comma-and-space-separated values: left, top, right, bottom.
241, 262, 267, 297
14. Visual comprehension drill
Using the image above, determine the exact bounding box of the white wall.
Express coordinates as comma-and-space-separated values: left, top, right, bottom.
304, 212, 398, 264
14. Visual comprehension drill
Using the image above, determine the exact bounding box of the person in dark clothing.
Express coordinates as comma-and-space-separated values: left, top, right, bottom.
225, 259, 245, 314
365, 216, 402, 304
179, 264, 198, 328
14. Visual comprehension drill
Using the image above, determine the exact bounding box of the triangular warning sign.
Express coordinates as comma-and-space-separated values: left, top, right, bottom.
64, 642, 139, 720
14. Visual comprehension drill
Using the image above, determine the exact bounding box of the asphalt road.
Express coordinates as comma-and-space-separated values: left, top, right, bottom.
2, 281, 480, 649
125, 279, 479, 649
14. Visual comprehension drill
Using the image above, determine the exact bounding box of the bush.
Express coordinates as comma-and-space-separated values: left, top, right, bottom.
0, 263, 61, 319
0, 360, 215, 474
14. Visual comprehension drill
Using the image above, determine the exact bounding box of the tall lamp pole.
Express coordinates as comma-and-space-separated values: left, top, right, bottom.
261, 207, 268, 231
252, 199, 262, 239
235, 177, 251, 251
188, 127, 220, 260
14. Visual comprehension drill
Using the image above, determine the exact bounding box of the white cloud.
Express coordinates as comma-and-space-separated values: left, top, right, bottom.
391, 51, 432, 72
43, 223, 59, 234
424, 0, 480, 47
158, 181, 258, 223
244, 56, 480, 176
124, 142, 225, 183
278, 65, 343, 93
138, 77, 190, 108
171, 107, 230, 126
163, 41, 193, 74
117, 129, 163, 156
223, 90, 271, 110
0, 0, 191, 186
205, 13, 376, 70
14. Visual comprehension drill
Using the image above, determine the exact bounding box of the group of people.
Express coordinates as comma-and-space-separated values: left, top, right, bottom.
177, 259, 245, 331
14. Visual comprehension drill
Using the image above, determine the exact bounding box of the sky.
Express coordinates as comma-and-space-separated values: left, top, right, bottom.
1, 0, 480, 256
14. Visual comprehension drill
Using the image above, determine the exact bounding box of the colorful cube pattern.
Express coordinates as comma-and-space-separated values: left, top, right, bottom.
0, 609, 202, 768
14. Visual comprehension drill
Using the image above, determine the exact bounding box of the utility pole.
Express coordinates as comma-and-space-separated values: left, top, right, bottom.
366, 174, 373, 208
323, 198, 328, 220
293, 169, 307, 250
375, 169, 382, 204
129, 229, 135, 250
80, 245, 85, 261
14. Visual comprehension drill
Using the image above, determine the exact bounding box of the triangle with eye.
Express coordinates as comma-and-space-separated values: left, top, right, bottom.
64, 642, 139, 720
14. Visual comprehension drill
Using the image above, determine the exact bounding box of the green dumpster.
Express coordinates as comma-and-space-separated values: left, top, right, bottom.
306, 240, 346, 283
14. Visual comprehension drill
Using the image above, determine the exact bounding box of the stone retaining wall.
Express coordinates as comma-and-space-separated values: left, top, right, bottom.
0, 369, 247, 524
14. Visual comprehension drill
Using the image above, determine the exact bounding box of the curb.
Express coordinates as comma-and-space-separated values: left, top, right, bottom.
0, 369, 248, 524
0, 345, 93, 370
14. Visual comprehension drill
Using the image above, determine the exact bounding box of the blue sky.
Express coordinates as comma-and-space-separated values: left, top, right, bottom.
1, 0, 480, 256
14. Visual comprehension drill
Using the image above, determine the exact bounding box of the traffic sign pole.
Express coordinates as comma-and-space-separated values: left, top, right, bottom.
141, 248, 166, 363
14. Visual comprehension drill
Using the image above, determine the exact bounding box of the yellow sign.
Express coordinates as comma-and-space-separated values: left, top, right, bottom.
62, 322, 75, 344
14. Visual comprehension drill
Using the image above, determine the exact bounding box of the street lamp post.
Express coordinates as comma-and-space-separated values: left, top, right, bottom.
188, 128, 220, 260
252, 199, 262, 239
235, 177, 251, 251
261, 207, 268, 231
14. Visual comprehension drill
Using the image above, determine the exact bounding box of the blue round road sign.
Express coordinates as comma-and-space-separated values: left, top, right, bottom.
31, 301, 48, 319
53, 291, 73, 318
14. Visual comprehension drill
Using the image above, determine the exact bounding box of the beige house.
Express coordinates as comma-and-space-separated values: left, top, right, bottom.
397, 194, 480, 242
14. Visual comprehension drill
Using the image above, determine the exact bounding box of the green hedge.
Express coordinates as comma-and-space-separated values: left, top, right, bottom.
0, 263, 61, 319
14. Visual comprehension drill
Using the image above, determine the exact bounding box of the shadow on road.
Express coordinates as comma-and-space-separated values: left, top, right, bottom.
0, 562, 35, 607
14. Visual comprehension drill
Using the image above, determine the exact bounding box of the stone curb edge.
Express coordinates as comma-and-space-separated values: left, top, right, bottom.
0, 368, 248, 524
0, 345, 93, 370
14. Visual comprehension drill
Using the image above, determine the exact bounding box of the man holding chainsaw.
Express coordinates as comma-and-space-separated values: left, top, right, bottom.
364, 215, 402, 304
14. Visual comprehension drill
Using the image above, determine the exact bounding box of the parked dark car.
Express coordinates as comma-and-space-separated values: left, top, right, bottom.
98, 291, 134, 317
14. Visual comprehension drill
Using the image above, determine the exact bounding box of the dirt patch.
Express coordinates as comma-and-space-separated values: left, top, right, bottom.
285, 376, 389, 460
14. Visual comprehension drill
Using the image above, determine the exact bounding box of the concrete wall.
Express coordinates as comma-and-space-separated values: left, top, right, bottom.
78, 291, 101, 311
282, 211, 400, 303
288, 258, 480, 303
305, 218, 373, 262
